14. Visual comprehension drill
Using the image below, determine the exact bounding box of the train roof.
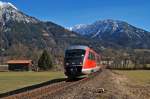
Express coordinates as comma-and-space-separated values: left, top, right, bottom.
66, 45, 100, 56
67, 45, 89, 50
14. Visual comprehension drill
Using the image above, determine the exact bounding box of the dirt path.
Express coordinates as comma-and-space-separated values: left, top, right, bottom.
50, 69, 150, 99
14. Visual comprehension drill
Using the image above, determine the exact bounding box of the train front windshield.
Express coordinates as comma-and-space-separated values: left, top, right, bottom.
65, 49, 85, 66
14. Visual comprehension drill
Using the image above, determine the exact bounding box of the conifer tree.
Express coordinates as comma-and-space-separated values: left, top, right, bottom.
38, 50, 53, 70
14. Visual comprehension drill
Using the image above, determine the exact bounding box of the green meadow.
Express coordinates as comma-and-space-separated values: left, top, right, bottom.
0, 71, 65, 93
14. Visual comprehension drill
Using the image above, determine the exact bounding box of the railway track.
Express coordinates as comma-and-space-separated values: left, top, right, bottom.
2, 70, 102, 99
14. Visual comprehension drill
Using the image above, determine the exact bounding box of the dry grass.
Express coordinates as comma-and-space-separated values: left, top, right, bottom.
114, 70, 150, 85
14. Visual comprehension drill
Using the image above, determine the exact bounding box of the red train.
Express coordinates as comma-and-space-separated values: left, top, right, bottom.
64, 45, 102, 78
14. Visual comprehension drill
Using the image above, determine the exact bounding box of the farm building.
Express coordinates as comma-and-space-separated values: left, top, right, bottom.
7, 60, 33, 71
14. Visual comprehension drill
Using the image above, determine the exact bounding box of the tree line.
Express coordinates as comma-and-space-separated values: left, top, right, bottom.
101, 49, 150, 70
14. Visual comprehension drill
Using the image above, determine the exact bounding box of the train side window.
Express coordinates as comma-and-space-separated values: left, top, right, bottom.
97, 56, 101, 64
88, 52, 95, 60
88, 52, 91, 60
92, 53, 95, 60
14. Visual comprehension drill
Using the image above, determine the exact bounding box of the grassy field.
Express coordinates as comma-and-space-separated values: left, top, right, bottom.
115, 70, 150, 85
0, 71, 65, 93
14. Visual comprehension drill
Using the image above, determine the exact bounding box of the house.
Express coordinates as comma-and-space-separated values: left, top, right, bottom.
7, 60, 33, 71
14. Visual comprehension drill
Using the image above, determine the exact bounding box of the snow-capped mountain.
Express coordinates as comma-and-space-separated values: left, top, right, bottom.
0, 1, 88, 61
70, 19, 150, 48
0, 1, 38, 24
0, 1, 17, 10
69, 24, 88, 35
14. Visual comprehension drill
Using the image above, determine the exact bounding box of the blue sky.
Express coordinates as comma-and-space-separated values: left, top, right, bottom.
1, 0, 150, 31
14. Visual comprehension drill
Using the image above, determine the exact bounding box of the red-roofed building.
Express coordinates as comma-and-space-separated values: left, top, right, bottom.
7, 60, 33, 71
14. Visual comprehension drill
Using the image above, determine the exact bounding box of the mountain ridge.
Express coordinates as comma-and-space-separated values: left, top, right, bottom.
70, 19, 150, 48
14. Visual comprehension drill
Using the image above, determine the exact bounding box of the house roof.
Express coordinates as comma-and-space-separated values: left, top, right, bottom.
7, 60, 32, 64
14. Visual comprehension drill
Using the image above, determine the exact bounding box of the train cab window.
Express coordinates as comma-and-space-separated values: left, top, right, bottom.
65, 49, 85, 60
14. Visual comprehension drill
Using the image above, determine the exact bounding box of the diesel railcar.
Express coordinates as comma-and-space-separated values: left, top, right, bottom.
64, 45, 102, 78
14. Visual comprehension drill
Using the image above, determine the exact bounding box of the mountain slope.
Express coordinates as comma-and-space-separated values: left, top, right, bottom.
70, 19, 150, 48
0, 1, 91, 63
